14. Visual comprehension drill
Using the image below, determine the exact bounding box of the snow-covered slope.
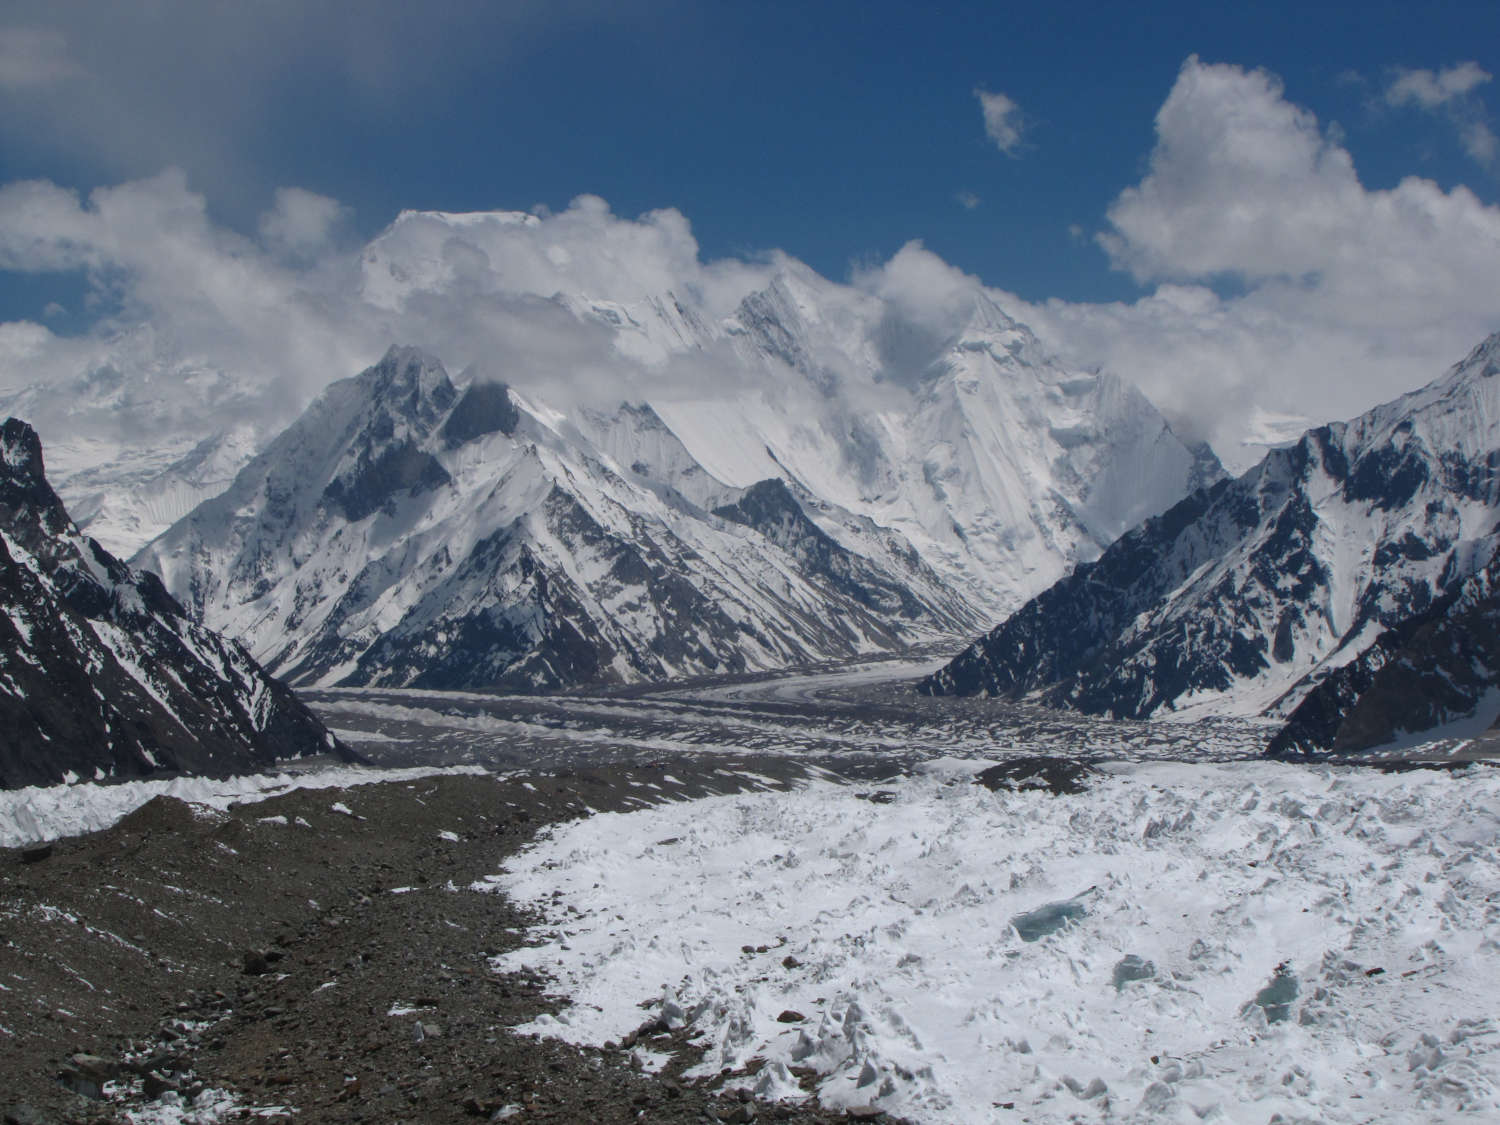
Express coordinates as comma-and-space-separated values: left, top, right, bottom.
0, 334, 269, 556
922, 334, 1500, 726
0, 418, 344, 789
1269, 552, 1500, 756
137, 348, 983, 691
637, 270, 1222, 621
122, 213, 1223, 695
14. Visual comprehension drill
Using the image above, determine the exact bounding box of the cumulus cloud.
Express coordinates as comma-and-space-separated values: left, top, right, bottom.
975, 88, 1025, 155
5, 57, 1500, 476
1383, 61, 1496, 166
1016, 56, 1500, 462
955, 190, 981, 210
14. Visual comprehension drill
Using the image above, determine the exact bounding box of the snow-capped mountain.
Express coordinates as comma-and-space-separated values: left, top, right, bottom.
921, 334, 1500, 729
118, 214, 1222, 694
7, 204, 1220, 622
136, 347, 986, 691
1269, 552, 1500, 756
567, 266, 1223, 622
0, 418, 344, 789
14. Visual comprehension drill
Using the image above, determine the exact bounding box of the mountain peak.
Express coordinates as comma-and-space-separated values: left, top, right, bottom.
921, 330, 1500, 733
1, 417, 45, 483
354, 346, 457, 428
1458, 331, 1500, 379
1, 415, 74, 543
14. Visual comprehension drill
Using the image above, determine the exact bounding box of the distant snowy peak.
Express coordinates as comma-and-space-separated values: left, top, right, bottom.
0, 333, 272, 557
0, 418, 345, 789
921, 333, 1500, 734
618, 276, 1226, 621
139, 347, 982, 693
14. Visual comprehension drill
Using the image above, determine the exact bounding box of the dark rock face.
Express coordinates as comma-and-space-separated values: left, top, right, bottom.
0, 417, 348, 789
440, 381, 520, 448
1269, 559, 1500, 756
713, 479, 927, 622
920, 334, 1500, 727
320, 348, 456, 522
323, 439, 450, 523
974, 756, 1098, 796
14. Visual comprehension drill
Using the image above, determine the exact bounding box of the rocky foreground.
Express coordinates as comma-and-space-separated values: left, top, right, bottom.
0, 761, 905, 1125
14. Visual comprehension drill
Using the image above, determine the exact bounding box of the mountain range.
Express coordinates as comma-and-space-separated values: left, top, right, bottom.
13, 206, 1495, 755
922, 334, 1500, 753
127, 248, 1217, 693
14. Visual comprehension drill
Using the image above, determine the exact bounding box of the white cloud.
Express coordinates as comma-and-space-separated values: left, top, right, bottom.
258, 188, 349, 260
1013, 56, 1500, 461
975, 88, 1024, 155
0, 27, 79, 89
1462, 121, 1499, 164
0, 173, 786, 427
955, 190, 981, 210
1385, 61, 1491, 109
5, 53, 1500, 481
1383, 61, 1496, 167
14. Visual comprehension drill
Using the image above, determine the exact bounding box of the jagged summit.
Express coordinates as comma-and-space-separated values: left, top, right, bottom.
1, 417, 70, 541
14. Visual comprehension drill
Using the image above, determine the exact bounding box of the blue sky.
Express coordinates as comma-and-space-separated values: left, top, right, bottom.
0, 0, 1498, 456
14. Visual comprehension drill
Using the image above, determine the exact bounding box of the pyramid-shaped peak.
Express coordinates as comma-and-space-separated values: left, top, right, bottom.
356, 346, 457, 418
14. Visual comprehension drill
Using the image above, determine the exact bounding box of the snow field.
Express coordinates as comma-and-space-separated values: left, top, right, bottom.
487, 760, 1500, 1123
0, 764, 489, 847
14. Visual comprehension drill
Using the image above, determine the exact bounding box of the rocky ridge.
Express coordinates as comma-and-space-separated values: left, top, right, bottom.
0, 417, 344, 789
136, 347, 983, 693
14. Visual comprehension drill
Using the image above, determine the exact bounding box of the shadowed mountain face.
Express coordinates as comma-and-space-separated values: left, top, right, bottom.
921, 334, 1500, 743
1269, 556, 1500, 756
0, 417, 348, 789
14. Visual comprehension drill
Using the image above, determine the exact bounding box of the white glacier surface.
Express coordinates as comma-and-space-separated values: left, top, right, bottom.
486, 758, 1500, 1123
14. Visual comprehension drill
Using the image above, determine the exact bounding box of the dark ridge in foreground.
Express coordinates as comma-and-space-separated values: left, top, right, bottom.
0, 416, 350, 789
